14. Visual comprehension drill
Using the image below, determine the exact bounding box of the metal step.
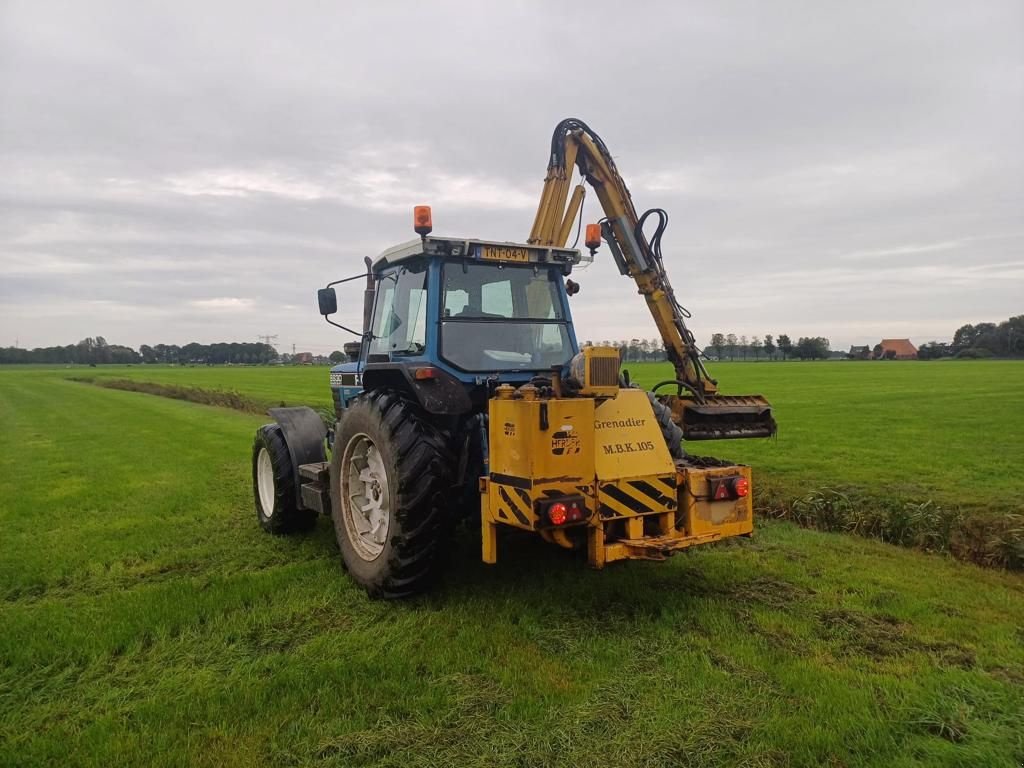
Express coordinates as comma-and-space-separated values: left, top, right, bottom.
299, 461, 330, 483
300, 481, 330, 515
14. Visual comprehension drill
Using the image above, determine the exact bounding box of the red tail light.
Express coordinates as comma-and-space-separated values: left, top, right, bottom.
733, 477, 749, 497
548, 502, 568, 525
538, 496, 588, 527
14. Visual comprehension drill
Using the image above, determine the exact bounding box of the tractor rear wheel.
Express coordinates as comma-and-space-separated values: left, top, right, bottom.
330, 390, 454, 598
648, 392, 685, 460
252, 424, 317, 534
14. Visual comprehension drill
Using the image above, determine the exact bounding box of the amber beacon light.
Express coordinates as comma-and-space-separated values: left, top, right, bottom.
413, 205, 433, 236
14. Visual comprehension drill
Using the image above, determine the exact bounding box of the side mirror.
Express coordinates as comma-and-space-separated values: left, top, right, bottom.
317, 287, 338, 316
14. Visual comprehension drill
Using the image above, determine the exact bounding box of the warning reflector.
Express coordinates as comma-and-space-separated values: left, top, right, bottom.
713, 482, 731, 501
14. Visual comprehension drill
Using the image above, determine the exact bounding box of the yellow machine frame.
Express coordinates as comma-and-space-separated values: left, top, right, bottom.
476, 119, 769, 567
480, 385, 753, 566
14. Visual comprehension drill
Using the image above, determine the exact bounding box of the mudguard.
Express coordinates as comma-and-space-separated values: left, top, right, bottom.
361, 362, 473, 416
268, 406, 327, 508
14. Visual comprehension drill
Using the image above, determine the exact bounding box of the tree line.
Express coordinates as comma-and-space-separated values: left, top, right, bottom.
707, 333, 831, 361
582, 338, 670, 362
0, 337, 278, 365
910, 315, 1023, 360
580, 334, 832, 361
10, 318, 1015, 367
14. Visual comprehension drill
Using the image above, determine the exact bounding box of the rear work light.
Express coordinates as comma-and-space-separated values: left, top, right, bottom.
709, 475, 749, 501
538, 496, 587, 527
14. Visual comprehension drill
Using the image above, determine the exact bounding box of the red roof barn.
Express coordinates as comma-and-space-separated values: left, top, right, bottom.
876, 339, 917, 360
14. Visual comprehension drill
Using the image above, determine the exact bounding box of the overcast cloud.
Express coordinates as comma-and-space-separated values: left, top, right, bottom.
2, 0, 1021, 354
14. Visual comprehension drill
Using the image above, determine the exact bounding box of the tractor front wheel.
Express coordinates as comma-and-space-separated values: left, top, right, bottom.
330, 390, 454, 598
252, 424, 317, 534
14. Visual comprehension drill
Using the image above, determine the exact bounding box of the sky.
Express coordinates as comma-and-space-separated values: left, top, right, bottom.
2, 0, 1022, 355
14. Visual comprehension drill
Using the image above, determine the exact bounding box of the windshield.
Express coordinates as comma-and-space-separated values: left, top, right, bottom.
440, 262, 573, 372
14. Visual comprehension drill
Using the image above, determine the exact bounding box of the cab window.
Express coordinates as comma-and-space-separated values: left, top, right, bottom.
440, 263, 572, 371
369, 264, 428, 358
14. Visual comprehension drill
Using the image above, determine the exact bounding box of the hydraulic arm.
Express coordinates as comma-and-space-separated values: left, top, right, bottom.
529, 118, 775, 440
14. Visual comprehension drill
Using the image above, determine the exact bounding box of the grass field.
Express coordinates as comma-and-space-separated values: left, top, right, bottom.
69, 359, 1024, 512
1, 365, 1023, 766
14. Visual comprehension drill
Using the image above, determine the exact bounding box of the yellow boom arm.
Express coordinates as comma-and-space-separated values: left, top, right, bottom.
529, 118, 775, 440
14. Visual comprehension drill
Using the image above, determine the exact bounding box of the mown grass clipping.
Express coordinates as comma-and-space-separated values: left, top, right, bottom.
68, 375, 268, 413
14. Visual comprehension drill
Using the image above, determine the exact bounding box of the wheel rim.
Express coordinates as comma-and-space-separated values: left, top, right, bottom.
341, 433, 390, 561
257, 447, 275, 516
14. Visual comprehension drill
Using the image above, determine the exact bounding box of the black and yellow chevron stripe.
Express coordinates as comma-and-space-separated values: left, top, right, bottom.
495, 484, 532, 527
598, 475, 677, 518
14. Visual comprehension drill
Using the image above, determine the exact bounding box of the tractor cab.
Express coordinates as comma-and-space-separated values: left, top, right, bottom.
321, 228, 589, 418
369, 236, 583, 371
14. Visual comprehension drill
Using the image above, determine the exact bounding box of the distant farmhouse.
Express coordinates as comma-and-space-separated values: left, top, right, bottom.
875, 339, 918, 360
847, 340, 918, 360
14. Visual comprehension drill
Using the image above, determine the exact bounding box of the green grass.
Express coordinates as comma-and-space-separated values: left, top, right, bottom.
46, 361, 1024, 565
1, 368, 1023, 766
68, 358, 1024, 512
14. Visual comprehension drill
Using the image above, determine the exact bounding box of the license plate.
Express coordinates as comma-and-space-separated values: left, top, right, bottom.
481, 245, 531, 262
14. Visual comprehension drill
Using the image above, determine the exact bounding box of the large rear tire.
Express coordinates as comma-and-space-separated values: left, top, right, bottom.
330, 390, 454, 598
648, 392, 685, 460
252, 424, 317, 534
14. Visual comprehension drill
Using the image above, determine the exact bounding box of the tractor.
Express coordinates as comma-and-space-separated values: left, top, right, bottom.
252, 119, 775, 597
